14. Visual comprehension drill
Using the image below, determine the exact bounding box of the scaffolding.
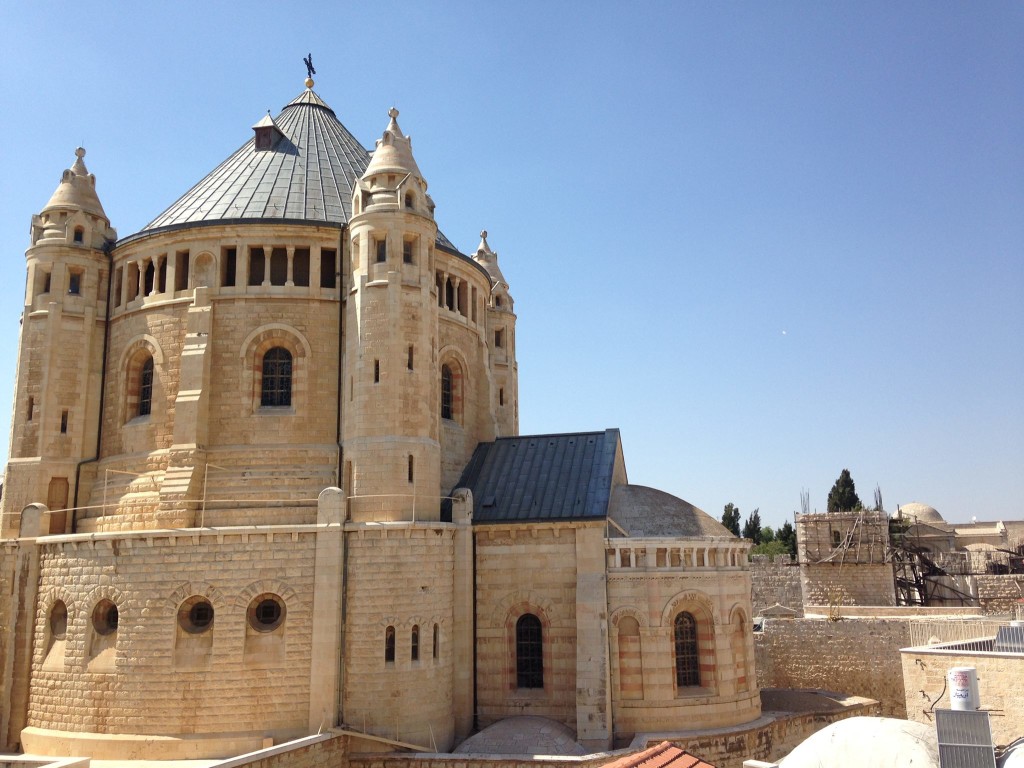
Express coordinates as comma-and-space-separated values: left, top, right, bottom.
888, 515, 1024, 608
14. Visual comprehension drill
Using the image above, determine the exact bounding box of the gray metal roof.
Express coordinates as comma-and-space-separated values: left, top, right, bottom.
136, 88, 458, 251
454, 430, 621, 524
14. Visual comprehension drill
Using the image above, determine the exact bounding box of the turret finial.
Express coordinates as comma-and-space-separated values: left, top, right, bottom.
388, 107, 399, 119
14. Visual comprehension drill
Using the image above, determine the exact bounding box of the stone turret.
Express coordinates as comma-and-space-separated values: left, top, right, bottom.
344, 107, 441, 523
342, 111, 459, 750
2, 149, 114, 537
474, 231, 519, 436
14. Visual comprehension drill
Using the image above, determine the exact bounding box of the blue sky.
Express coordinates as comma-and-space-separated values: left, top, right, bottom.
1, 2, 1021, 530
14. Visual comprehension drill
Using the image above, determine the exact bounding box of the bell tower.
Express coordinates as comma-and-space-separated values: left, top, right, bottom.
343, 107, 441, 523
1, 148, 115, 537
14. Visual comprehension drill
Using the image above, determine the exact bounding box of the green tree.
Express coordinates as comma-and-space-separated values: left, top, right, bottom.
827, 469, 862, 512
742, 508, 762, 543
721, 503, 741, 536
760, 525, 776, 543
777, 520, 797, 556
750, 540, 790, 556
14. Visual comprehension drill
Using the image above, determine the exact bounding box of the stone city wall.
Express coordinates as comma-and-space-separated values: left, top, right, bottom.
749, 555, 803, 616
754, 617, 910, 717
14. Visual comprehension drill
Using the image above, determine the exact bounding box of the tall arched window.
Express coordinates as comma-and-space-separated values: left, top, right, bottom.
516, 613, 543, 689
385, 626, 395, 663
261, 347, 292, 407
674, 612, 700, 687
411, 625, 420, 661
441, 365, 453, 420
138, 357, 154, 416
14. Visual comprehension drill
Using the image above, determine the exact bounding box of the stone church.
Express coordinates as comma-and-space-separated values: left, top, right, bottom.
0, 76, 759, 759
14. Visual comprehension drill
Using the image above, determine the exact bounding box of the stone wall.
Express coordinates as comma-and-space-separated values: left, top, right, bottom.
900, 646, 1024, 747
799, 563, 895, 607
342, 524, 456, 751
474, 524, 580, 731
607, 538, 760, 738
754, 617, 910, 717
26, 529, 316, 743
749, 555, 802, 616
975, 574, 1024, 615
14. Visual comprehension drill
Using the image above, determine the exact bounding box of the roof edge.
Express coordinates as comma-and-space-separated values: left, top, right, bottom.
115, 218, 344, 249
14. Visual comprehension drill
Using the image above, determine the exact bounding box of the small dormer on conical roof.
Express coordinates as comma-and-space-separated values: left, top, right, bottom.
42, 148, 107, 220
252, 111, 285, 152
355, 107, 433, 219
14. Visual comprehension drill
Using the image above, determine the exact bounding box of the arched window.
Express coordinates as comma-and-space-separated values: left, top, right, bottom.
138, 357, 154, 416
441, 365, 453, 420
411, 625, 419, 661
385, 626, 395, 663
261, 347, 292, 407
674, 612, 700, 687
433, 623, 439, 659
516, 613, 543, 689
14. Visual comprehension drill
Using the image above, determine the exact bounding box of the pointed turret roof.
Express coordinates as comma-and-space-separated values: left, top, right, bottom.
472, 230, 508, 287
362, 107, 424, 181
43, 147, 107, 220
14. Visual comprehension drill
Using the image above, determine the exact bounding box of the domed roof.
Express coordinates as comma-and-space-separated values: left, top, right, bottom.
900, 502, 945, 526
608, 484, 733, 538
133, 83, 455, 250
779, 716, 937, 767
453, 716, 585, 756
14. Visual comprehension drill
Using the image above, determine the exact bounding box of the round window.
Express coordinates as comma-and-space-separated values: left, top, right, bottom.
178, 596, 215, 634
50, 600, 68, 640
247, 594, 285, 632
92, 599, 118, 636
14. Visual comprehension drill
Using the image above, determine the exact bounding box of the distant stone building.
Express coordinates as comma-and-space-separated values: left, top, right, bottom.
0, 76, 760, 759
795, 510, 895, 608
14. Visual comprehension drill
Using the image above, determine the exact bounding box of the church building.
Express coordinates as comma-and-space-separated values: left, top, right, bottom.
0, 75, 759, 759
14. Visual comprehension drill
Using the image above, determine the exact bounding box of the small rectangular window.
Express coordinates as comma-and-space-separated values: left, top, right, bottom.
221, 247, 237, 287
73, 227, 84, 243
60, 410, 68, 434
499, 388, 504, 406
68, 271, 82, 295
42, 270, 52, 295
320, 249, 337, 288
407, 345, 414, 371
175, 250, 190, 291
375, 239, 387, 264
27, 397, 34, 422
408, 455, 414, 483
157, 258, 167, 292
403, 240, 413, 264
374, 359, 380, 383
495, 329, 504, 348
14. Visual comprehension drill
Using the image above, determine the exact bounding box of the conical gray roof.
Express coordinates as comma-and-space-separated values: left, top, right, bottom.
142, 88, 366, 232
136, 88, 456, 250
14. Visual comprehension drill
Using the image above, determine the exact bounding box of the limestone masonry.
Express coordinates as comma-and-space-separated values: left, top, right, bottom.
0, 77, 759, 759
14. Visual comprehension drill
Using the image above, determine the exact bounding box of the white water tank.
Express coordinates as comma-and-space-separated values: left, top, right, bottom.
948, 666, 980, 711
